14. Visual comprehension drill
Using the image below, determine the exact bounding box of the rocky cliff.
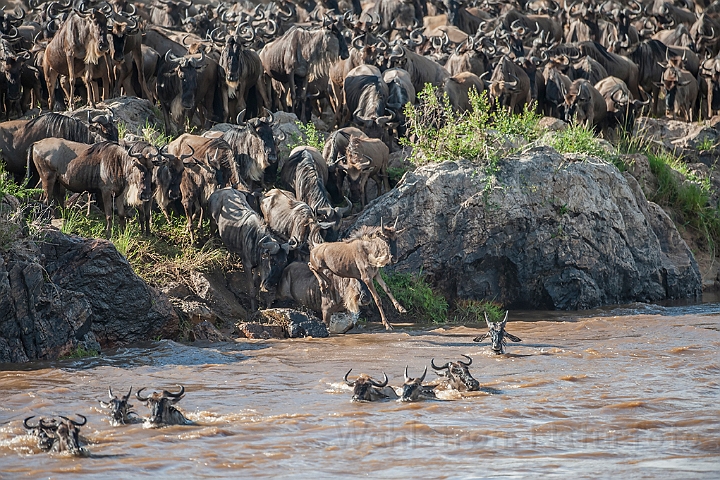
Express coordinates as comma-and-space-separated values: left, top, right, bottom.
0, 222, 178, 363
351, 147, 701, 310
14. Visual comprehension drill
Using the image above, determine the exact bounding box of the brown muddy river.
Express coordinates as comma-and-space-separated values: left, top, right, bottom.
1, 304, 719, 478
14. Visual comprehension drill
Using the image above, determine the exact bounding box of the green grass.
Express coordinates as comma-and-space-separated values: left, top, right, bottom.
697, 136, 716, 152
387, 166, 409, 186
141, 119, 175, 147
289, 120, 325, 151
0, 164, 42, 200
451, 299, 505, 324
59, 205, 235, 287
378, 271, 448, 324
403, 85, 542, 166
543, 122, 612, 160
60, 346, 99, 359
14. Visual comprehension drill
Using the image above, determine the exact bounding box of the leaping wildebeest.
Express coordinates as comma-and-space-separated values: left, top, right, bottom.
473, 311, 522, 354
136, 385, 193, 427
309, 223, 406, 330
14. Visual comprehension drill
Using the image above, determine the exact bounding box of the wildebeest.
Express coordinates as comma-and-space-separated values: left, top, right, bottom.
24, 414, 88, 455
31, 139, 153, 238
277, 261, 370, 325
209, 187, 291, 310
339, 135, 390, 208
343, 369, 398, 401
99, 386, 138, 426
150, 0, 191, 28
168, 133, 242, 189
563, 78, 607, 131
261, 188, 333, 249
386, 44, 450, 94
22, 416, 56, 452
155, 51, 208, 132
43, 3, 111, 110
431, 355, 480, 392
485, 55, 531, 114
322, 126, 367, 203
595, 76, 646, 133
219, 111, 278, 187
0, 112, 116, 179
136, 385, 192, 427
216, 30, 267, 122
657, 60, 698, 122
309, 224, 405, 330
280, 146, 351, 241
473, 311, 523, 354
400, 366, 432, 402
260, 20, 349, 121
342, 64, 393, 138
443, 71, 484, 113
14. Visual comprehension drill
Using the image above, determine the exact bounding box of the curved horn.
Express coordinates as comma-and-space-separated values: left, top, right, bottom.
404, 365, 410, 382
179, 145, 195, 161
431, 358, 450, 370
163, 385, 185, 398
369, 372, 388, 387
337, 196, 352, 217
459, 354, 472, 366
344, 369, 354, 386
60, 414, 87, 427
136, 387, 150, 402
418, 366, 427, 383
108, 386, 114, 399
123, 386, 133, 401
23, 416, 39, 430
236, 109, 246, 125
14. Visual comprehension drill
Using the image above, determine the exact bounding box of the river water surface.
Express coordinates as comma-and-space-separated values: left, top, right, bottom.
1, 304, 719, 478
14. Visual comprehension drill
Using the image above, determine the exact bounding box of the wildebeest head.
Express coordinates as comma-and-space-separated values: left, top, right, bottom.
473, 311, 522, 354
136, 385, 190, 427
342, 135, 372, 202
35, 415, 87, 455
165, 51, 206, 110
564, 80, 592, 123
326, 18, 350, 60
257, 234, 291, 292
23, 416, 57, 451
155, 148, 185, 202
247, 110, 278, 167
76, 3, 111, 60
656, 63, 692, 114
108, 15, 138, 63
220, 34, 247, 84
431, 355, 480, 391
344, 369, 389, 402
400, 366, 427, 402
99, 386, 136, 426
126, 149, 154, 205
1, 52, 29, 103
0, 7, 24, 35
89, 113, 119, 141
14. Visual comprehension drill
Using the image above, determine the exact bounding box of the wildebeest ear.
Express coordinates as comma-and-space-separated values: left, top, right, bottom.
506, 332, 522, 342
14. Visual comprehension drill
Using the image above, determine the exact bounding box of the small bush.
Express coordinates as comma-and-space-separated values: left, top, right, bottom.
61, 346, 99, 359
452, 299, 505, 324
378, 271, 448, 324
290, 121, 325, 151
403, 85, 542, 166
544, 122, 611, 159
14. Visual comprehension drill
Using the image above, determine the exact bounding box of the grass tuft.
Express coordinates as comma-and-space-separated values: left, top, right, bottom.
290, 120, 325, 151
379, 271, 448, 324
543, 122, 612, 159
60, 346, 99, 359
452, 299, 505, 324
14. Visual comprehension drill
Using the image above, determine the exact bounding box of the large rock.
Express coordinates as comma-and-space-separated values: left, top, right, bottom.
258, 308, 330, 338
350, 147, 701, 310
72, 96, 162, 136
0, 227, 178, 362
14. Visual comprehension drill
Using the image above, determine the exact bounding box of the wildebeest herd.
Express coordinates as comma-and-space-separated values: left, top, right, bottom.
1, 0, 718, 330
2, 0, 716, 454
22, 313, 521, 456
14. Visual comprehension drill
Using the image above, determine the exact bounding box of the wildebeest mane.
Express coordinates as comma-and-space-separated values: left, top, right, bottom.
294, 151, 333, 212
24, 113, 93, 144
344, 74, 383, 118
346, 225, 384, 242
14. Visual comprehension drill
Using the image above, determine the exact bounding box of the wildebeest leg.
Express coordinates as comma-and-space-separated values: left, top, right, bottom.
183, 201, 195, 243
308, 263, 332, 294
66, 53, 77, 110
44, 63, 59, 112
374, 272, 406, 314
116, 199, 127, 233
361, 272, 394, 330
652, 84, 661, 116
102, 190, 115, 238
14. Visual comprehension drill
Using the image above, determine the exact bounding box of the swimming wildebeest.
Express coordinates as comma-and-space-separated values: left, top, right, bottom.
24, 414, 88, 455
343, 369, 397, 402
431, 355, 480, 391
399, 366, 434, 402
473, 311, 522, 354
136, 385, 193, 427
99, 386, 138, 426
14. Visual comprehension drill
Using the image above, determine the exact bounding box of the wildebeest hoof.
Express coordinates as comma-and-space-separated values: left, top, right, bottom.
397, 306, 407, 314
384, 323, 394, 331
